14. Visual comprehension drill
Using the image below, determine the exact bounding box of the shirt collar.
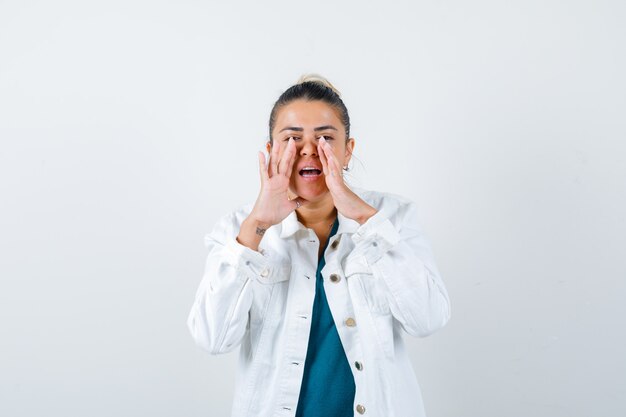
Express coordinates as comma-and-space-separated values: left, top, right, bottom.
278, 209, 360, 239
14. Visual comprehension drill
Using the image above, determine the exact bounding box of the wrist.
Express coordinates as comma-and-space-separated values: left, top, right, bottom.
237, 217, 271, 252
356, 206, 378, 225
245, 215, 272, 231
248, 209, 275, 227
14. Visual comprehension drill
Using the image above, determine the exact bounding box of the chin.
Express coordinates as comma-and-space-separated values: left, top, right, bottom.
290, 181, 329, 202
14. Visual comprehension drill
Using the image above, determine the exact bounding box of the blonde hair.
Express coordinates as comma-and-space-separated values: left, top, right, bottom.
296, 73, 342, 97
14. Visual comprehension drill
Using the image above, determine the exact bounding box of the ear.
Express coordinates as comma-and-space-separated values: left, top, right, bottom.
266, 141, 272, 154
344, 137, 355, 165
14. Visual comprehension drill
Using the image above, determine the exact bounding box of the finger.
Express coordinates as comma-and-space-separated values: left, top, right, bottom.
279, 138, 294, 177
325, 142, 343, 178
321, 139, 336, 177
270, 141, 279, 176
258, 151, 269, 183
285, 139, 297, 178
318, 142, 329, 176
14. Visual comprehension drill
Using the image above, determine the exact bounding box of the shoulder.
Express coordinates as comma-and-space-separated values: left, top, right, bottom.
213, 202, 253, 227
203, 202, 254, 246
350, 186, 429, 242
350, 185, 417, 219
229, 201, 255, 226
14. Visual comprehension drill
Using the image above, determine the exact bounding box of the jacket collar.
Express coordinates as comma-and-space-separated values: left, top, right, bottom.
278, 209, 360, 239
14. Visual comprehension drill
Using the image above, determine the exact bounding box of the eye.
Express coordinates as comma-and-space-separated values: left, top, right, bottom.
318, 135, 334, 141
284, 136, 301, 142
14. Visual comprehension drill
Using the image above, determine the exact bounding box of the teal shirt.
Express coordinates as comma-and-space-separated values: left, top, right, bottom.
295, 217, 356, 417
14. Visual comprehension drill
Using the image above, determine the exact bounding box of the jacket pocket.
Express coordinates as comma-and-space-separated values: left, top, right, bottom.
345, 269, 395, 359
348, 269, 390, 316
371, 309, 395, 359
248, 262, 290, 360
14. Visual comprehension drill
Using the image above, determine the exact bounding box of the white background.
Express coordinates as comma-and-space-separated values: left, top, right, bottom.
1, 1, 625, 416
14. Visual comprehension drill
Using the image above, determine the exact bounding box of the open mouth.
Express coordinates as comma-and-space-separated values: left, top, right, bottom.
299, 168, 322, 177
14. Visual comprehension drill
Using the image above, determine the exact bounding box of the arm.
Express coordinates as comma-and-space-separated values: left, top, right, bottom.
316, 138, 450, 336
188, 138, 303, 354
349, 201, 451, 337
187, 211, 271, 354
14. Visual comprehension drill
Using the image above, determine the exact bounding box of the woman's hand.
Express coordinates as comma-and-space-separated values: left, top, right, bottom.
236, 138, 309, 251
249, 138, 309, 227
318, 137, 378, 225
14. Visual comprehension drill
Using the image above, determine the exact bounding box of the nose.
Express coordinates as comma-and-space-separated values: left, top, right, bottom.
299, 137, 318, 157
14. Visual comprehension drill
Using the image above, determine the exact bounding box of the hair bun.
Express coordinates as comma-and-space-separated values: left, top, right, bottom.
296, 73, 342, 97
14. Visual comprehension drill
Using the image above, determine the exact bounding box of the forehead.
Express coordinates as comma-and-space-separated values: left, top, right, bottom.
274, 100, 344, 132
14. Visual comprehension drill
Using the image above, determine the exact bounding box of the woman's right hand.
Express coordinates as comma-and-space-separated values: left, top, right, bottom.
249, 137, 309, 227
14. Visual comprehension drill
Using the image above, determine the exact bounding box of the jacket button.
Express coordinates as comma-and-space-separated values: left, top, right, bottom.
330, 240, 339, 249
356, 404, 366, 414
329, 273, 340, 283
345, 317, 356, 327
260, 268, 269, 277
355, 361, 363, 371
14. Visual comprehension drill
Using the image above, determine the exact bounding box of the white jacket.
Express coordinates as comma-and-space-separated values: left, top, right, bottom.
187, 186, 451, 417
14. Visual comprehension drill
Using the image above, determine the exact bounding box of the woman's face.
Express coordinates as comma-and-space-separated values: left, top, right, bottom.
268, 99, 355, 203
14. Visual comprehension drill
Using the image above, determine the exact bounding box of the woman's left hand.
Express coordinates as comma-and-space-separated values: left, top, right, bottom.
318, 137, 378, 225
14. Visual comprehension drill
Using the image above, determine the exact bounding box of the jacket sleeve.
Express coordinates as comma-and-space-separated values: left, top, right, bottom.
349, 200, 451, 337
187, 211, 272, 355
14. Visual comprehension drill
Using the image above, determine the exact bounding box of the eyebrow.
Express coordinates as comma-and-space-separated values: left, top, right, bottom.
278, 125, 338, 133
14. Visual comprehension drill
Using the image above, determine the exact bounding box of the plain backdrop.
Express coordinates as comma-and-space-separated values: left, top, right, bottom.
1, 1, 625, 416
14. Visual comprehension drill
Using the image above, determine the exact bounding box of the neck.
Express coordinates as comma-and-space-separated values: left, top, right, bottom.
295, 193, 337, 228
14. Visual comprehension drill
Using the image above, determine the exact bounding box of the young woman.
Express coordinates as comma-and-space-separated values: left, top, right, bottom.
187, 75, 451, 417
